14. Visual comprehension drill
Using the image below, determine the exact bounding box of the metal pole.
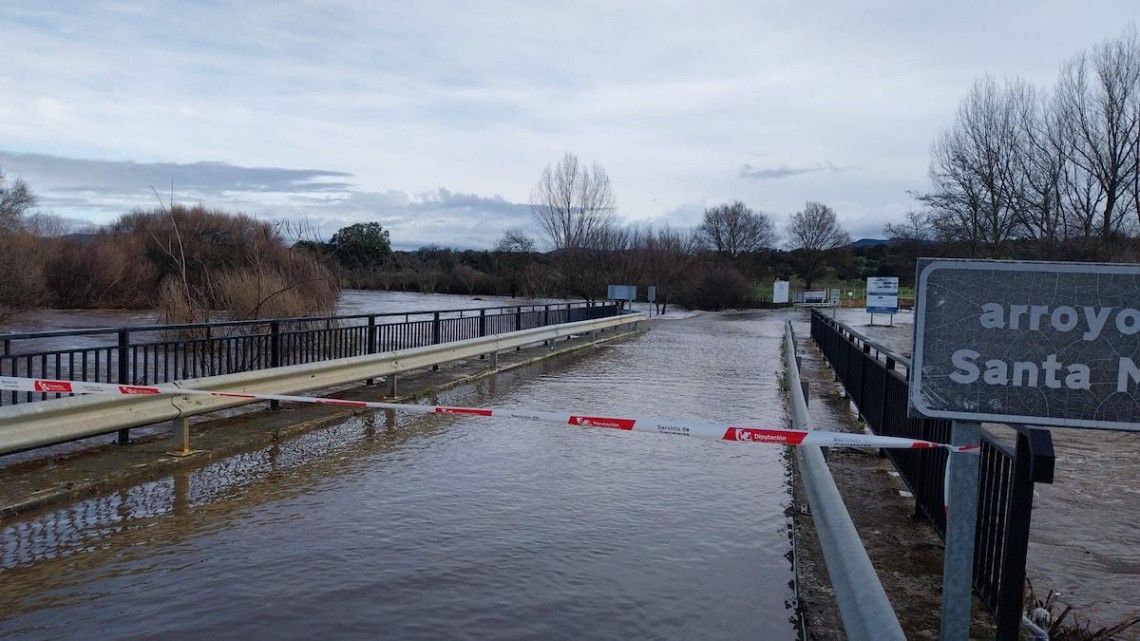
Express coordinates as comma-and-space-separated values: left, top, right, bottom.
116, 330, 130, 445
941, 420, 982, 641
270, 321, 281, 410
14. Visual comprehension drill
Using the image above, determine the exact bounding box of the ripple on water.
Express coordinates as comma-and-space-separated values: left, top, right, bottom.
1, 311, 797, 641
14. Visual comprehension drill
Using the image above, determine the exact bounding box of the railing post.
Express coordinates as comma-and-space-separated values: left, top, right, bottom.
479, 309, 487, 337
270, 321, 281, 410
994, 427, 1055, 641
515, 306, 522, 332
366, 315, 378, 385
431, 312, 442, 371
116, 329, 130, 445
544, 304, 550, 327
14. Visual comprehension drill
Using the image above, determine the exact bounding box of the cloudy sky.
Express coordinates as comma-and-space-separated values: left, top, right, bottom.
1, 1, 1135, 249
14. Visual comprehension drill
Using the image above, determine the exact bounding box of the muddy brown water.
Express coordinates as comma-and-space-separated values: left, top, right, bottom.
834, 307, 1140, 631
0, 307, 798, 640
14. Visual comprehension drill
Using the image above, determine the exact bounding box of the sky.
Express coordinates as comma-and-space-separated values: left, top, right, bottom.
1, 1, 1137, 250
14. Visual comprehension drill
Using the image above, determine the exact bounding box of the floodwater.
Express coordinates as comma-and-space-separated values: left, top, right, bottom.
835, 307, 1140, 630
0, 300, 797, 640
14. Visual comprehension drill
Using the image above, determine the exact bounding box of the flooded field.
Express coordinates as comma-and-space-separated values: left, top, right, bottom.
0, 308, 798, 640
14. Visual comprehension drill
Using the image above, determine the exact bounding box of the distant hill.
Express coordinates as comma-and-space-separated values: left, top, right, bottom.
848, 238, 890, 248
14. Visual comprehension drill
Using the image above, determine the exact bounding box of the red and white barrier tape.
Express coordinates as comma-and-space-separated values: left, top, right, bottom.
0, 376, 980, 453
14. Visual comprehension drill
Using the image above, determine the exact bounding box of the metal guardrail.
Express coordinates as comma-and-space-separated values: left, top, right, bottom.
1, 302, 620, 407
784, 320, 906, 641
809, 310, 1055, 640
0, 313, 644, 456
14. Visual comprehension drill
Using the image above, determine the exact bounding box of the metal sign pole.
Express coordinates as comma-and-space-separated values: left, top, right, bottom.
941, 420, 981, 640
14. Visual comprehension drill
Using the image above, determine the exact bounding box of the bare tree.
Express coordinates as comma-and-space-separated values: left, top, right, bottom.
696, 201, 777, 259
0, 168, 36, 232
785, 201, 850, 288
530, 152, 616, 252
494, 228, 536, 254
494, 229, 537, 298
883, 210, 934, 243
1055, 28, 1140, 240
529, 152, 618, 299
643, 225, 700, 313
918, 77, 1027, 257
787, 201, 850, 252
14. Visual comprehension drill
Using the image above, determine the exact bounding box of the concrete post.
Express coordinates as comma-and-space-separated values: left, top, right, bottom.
385, 373, 398, 397
941, 420, 982, 641
490, 350, 499, 369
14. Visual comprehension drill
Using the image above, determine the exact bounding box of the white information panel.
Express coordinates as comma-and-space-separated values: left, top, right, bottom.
773, 280, 790, 305
866, 276, 899, 314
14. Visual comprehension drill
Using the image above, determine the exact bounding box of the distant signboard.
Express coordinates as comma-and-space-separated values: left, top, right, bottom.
830, 288, 841, 306
607, 284, 637, 301
911, 259, 1140, 431
773, 280, 790, 305
647, 285, 657, 303
866, 276, 899, 314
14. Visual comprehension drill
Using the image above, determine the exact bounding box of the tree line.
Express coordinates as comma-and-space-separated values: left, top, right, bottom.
904, 27, 1140, 262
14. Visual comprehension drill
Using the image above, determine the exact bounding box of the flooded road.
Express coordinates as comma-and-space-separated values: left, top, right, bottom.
834, 307, 1140, 630
0, 310, 797, 640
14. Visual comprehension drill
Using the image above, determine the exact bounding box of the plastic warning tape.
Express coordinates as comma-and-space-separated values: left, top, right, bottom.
0, 376, 980, 453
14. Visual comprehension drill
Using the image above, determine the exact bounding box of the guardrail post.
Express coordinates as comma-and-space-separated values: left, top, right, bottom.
491, 350, 499, 369
171, 416, 191, 455
386, 373, 397, 397
941, 420, 982, 641
116, 329, 130, 445
270, 321, 281, 410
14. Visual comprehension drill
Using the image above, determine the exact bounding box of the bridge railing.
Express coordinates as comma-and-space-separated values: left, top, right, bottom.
1, 302, 619, 407
809, 309, 1055, 641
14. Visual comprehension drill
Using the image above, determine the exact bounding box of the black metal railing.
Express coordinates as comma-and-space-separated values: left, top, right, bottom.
809, 310, 1055, 641
1, 301, 621, 407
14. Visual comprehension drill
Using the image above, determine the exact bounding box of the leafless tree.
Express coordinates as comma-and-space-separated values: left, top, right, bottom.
786, 201, 850, 252
494, 229, 536, 298
1055, 28, 1140, 240
643, 225, 700, 313
918, 77, 1027, 256
0, 168, 36, 232
696, 201, 777, 259
529, 152, 618, 299
785, 201, 850, 288
530, 152, 616, 252
494, 228, 536, 254
883, 210, 934, 243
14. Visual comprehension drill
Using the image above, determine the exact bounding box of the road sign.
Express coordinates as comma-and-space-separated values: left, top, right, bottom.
647, 285, 656, 303
911, 259, 1140, 431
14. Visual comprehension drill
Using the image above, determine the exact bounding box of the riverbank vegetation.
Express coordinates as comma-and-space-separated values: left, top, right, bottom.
0, 181, 338, 323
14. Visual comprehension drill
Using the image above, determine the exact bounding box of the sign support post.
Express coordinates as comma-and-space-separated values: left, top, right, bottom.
940, 420, 981, 641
